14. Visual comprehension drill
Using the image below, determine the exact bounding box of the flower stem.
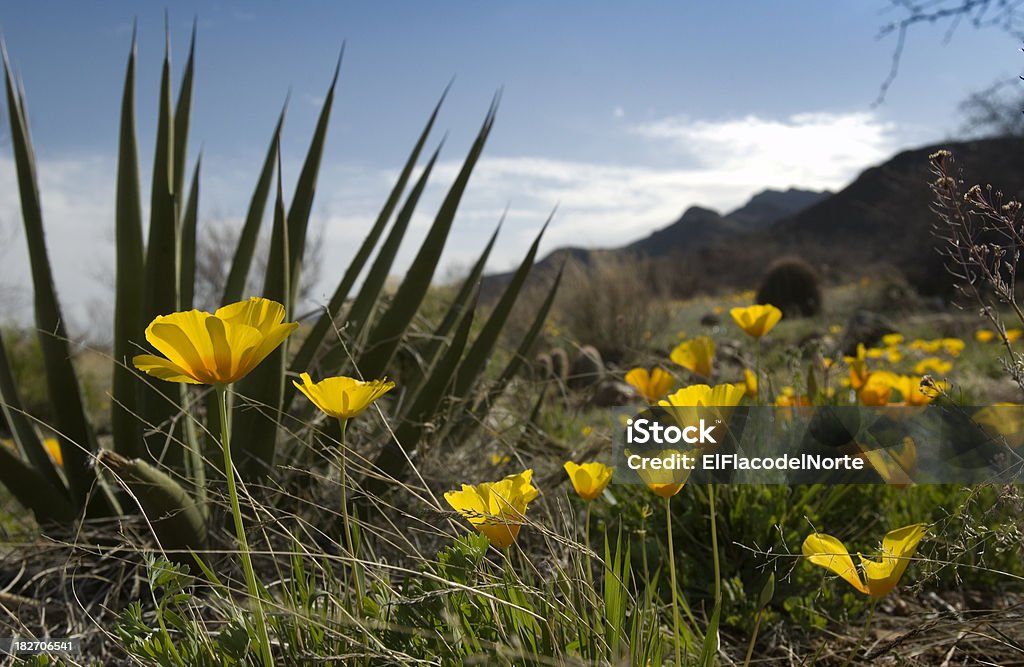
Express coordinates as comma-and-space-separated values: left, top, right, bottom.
666, 495, 683, 666
338, 418, 364, 607
742, 607, 764, 667
755, 338, 762, 405
583, 502, 601, 649
840, 597, 878, 667
218, 386, 273, 667
708, 484, 721, 606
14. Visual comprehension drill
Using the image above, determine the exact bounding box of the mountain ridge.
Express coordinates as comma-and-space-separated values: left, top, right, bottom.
480, 137, 1024, 301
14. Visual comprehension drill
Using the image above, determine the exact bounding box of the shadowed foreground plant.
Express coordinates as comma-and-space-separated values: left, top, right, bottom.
132, 295, 297, 667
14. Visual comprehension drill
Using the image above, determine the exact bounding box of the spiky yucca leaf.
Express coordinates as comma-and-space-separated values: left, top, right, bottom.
0, 445, 74, 524
369, 290, 479, 488
233, 159, 291, 475
284, 90, 447, 411
451, 218, 549, 400
285, 55, 340, 307
221, 108, 284, 305
179, 159, 200, 311
357, 99, 498, 380
450, 261, 565, 444
0, 331, 65, 499
1, 45, 106, 514
314, 142, 443, 380
138, 33, 185, 471
398, 221, 501, 404
112, 28, 145, 459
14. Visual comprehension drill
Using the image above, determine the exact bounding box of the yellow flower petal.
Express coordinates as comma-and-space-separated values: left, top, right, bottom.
859, 524, 927, 597
802, 532, 869, 595
131, 354, 205, 385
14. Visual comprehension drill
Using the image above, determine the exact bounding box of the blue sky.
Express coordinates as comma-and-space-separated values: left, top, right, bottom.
0, 2, 1021, 327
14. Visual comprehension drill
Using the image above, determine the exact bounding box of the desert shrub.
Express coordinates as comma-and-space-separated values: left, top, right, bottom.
756, 257, 822, 318
553, 253, 670, 364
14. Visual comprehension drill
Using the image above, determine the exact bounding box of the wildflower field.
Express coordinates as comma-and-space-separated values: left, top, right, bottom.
3, 28, 1024, 667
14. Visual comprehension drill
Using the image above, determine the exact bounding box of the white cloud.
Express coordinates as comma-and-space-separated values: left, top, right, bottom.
0, 110, 903, 330
630, 111, 897, 188
418, 110, 900, 266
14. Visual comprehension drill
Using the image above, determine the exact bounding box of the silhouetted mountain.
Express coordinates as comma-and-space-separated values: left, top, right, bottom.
482, 188, 827, 298
726, 188, 831, 229
627, 206, 737, 257
708, 137, 1024, 296
626, 189, 828, 257
481, 137, 1024, 301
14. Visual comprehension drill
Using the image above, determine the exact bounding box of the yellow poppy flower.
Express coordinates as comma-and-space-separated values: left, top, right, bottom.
490, 453, 511, 466
775, 392, 811, 408
626, 448, 692, 497
940, 338, 965, 357
729, 304, 783, 338
670, 337, 715, 379
881, 333, 904, 347
975, 329, 995, 343
913, 357, 952, 375
1008, 329, 1023, 343
803, 524, 927, 597
858, 371, 900, 406
444, 470, 539, 548
133, 297, 298, 386
647, 481, 687, 498
660, 383, 746, 409
625, 367, 675, 403
843, 344, 870, 391
43, 437, 63, 467
828, 324, 842, 335
743, 368, 758, 398
563, 461, 613, 501
908, 339, 942, 354
293, 372, 395, 420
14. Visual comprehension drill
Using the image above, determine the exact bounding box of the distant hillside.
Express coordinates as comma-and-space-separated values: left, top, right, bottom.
482, 188, 827, 298
626, 188, 829, 257
481, 137, 1024, 301
695, 137, 1024, 296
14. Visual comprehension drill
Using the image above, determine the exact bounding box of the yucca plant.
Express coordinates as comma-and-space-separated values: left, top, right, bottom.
0, 27, 559, 554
